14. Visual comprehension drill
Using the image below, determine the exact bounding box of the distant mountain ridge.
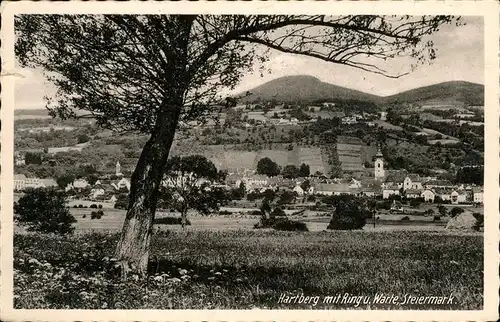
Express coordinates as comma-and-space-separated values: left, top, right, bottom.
239, 75, 484, 106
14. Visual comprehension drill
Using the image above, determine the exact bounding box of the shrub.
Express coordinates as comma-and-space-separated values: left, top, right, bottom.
78, 204, 84, 208
219, 210, 232, 216
73, 205, 78, 208
90, 204, 97, 209
472, 212, 483, 231
249, 210, 263, 216
272, 218, 308, 231
254, 216, 308, 231
450, 207, 465, 218
82, 214, 86, 218
114, 195, 129, 210
154, 217, 191, 225
433, 215, 441, 221
437, 205, 447, 216
424, 208, 435, 216
400, 216, 410, 221
327, 199, 366, 230
14, 188, 76, 235
409, 199, 421, 208
270, 207, 286, 217
98, 204, 103, 209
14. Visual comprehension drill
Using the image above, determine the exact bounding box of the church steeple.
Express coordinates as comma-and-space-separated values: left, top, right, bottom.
374, 146, 385, 180
116, 161, 123, 177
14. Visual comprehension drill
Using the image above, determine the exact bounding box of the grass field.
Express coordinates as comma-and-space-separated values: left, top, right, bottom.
13, 229, 483, 309
23, 207, 458, 233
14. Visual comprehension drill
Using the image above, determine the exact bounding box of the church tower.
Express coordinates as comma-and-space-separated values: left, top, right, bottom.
116, 161, 123, 177
374, 147, 385, 180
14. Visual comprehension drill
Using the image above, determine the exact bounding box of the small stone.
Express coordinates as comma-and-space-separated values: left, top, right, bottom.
214, 271, 222, 276
207, 276, 215, 281
179, 269, 188, 275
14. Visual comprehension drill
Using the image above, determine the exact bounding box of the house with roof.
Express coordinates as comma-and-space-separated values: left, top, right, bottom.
383, 170, 408, 189
421, 189, 436, 202
349, 178, 362, 189
73, 178, 90, 189
89, 186, 106, 200
382, 185, 400, 199
341, 116, 358, 125
293, 185, 305, 196
111, 177, 131, 191
14, 174, 27, 191
423, 179, 455, 190
472, 187, 483, 204
405, 189, 422, 199
403, 174, 423, 191
434, 188, 454, 202
450, 190, 468, 204
315, 183, 352, 196
359, 186, 378, 197
24, 177, 43, 189
40, 178, 58, 188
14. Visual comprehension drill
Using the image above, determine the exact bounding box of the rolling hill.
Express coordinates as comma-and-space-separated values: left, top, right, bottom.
239, 75, 484, 107
240, 75, 380, 104
383, 81, 484, 106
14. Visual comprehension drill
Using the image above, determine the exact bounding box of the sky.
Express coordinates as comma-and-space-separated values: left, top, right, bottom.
15, 16, 483, 110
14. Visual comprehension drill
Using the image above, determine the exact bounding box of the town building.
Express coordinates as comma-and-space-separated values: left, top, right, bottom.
472, 187, 484, 204
382, 185, 400, 199
450, 190, 468, 204
14, 174, 56, 191
421, 189, 436, 202
111, 177, 131, 191
423, 180, 455, 190
315, 183, 351, 196
404, 189, 422, 199
403, 174, 423, 191
380, 111, 387, 121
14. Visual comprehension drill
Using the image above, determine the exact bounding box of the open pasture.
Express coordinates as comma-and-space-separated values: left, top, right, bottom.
14, 229, 483, 309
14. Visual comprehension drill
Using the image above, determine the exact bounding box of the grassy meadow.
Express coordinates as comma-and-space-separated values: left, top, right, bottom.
14, 229, 483, 310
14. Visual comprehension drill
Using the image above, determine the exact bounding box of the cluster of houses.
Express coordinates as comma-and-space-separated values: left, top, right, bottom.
15, 153, 484, 207
224, 149, 483, 205
14, 162, 132, 204
14, 174, 58, 191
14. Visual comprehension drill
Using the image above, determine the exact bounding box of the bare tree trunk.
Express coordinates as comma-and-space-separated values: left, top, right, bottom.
114, 109, 180, 276
114, 15, 194, 277
181, 211, 187, 229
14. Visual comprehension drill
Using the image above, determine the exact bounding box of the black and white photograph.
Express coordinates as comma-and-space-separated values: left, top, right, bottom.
1, 1, 498, 321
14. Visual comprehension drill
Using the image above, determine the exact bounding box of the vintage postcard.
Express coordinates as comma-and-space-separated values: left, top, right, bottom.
1, 1, 498, 321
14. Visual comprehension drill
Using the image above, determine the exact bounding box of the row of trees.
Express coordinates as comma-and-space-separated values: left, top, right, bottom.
256, 157, 311, 178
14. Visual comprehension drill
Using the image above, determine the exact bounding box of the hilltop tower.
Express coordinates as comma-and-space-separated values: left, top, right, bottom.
374, 147, 385, 180
116, 161, 123, 177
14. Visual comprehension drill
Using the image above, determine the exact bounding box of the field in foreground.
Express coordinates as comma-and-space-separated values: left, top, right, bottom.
14, 230, 483, 310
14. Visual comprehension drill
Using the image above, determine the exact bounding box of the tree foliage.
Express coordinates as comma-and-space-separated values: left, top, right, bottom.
327, 198, 366, 230
14, 188, 76, 235
16, 15, 459, 133
256, 157, 281, 177
159, 155, 228, 227
15, 13, 460, 275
